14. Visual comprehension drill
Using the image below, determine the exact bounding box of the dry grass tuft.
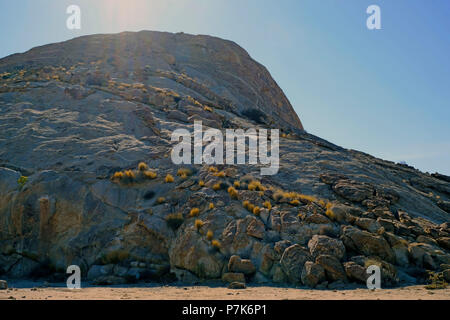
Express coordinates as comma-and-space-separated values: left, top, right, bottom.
227, 186, 238, 199
206, 230, 214, 241
189, 207, 200, 217
165, 174, 174, 183
138, 162, 148, 171
195, 219, 204, 231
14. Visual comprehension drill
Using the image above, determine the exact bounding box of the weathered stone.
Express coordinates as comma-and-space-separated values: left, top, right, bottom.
332, 180, 374, 202
222, 272, 245, 284
355, 217, 383, 234
308, 235, 346, 260
228, 281, 246, 289
228, 255, 256, 275
0, 280, 7, 290
341, 226, 395, 263
315, 254, 347, 282
246, 218, 265, 239
280, 244, 312, 284
301, 261, 326, 288
437, 237, 450, 250
343, 261, 367, 283
443, 269, 450, 282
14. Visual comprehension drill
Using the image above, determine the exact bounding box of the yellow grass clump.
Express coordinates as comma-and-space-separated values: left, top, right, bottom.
214, 171, 226, 178
206, 230, 214, 241
212, 183, 221, 191
177, 168, 192, 177
253, 206, 261, 216
233, 181, 241, 188
199, 180, 205, 187
138, 162, 148, 171
157, 197, 166, 204
263, 201, 272, 210
227, 186, 238, 199
189, 207, 200, 217
165, 174, 174, 183
248, 180, 265, 191
211, 240, 221, 249
195, 219, 204, 231
209, 166, 219, 173
209, 203, 215, 210
143, 170, 157, 179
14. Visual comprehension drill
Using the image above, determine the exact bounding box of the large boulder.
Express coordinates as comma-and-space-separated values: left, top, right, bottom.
280, 244, 312, 284
315, 254, 347, 282
228, 255, 256, 275
341, 226, 395, 263
308, 235, 346, 260
301, 261, 326, 288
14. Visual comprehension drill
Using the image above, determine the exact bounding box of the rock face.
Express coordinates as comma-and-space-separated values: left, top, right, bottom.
0, 31, 449, 287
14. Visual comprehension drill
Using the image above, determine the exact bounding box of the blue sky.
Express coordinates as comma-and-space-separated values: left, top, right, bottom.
1, 0, 449, 174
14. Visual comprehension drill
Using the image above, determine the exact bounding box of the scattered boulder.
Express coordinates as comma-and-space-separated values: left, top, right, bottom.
301, 261, 326, 288
343, 261, 367, 283
0, 280, 7, 290
228, 282, 246, 289
308, 235, 346, 260
315, 254, 347, 282
222, 272, 245, 284
228, 255, 256, 275
280, 244, 312, 284
341, 226, 395, 263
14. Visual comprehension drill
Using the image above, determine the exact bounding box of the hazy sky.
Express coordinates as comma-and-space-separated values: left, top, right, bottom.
1, 0, 449, 174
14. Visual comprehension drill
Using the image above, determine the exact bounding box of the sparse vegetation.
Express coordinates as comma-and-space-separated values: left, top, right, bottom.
209, 166, 218, 173
199, 180, 205, 187
248, 180, 265, 191
253, 206, 261, 216
165, 174, 174, 183
290, 199, 300, 206
233, 181, 240, 188
263, 200, 272, 210
212, 183, 221, 191
214, 171, 226, 178
189, 207, 200, 217
227, 186, 238, 199
177, 168, 192, 177
325, 202, 335, 220
138, 162, 148, 171
166, 213, 184, 230
195, 219, 204, 231
204, 106, 213, 112
209, 203, 215, 210
143, 170, 157, 179
243, 200, 255, 213
206, 230, 213, 241
425, 271, 448, 290
211, 239, 221, 250
18, 176, 28, 188
157, 197, 166, 204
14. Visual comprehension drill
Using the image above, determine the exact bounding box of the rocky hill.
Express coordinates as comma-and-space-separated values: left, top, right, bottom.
0, 31, 449, 288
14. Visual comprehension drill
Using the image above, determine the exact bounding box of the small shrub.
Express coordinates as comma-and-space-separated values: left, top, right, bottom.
138, 162, 148, 171
199, 180, 205, 187
211, 239, 221, 250
425, 271, 448, 290
195, 219, 204, 231
157, 197, 166, 204
242, 201, 255, 213
209, 166, 218, 173
166, 213, 184, 230
227, 186, 238, 199
248, 180, 265, 191
233, 181, 241, 188
290, 199, 300, 206
212, 183, 221, 191
253, 206, 261, 216
214, 171, 226, 178
209, 203, 215, 210
325, 202, 335, 220
263, 200, 272, 210
124, 170, 136, 179
112, 171, 124, 180
206, 230, 213, 240
165, 174, 174, 183
189, 207, 200, 217
177, 168, 192, 177
143, 170, 157, 179
204, 106, 213, 112
18, 176, 28, 188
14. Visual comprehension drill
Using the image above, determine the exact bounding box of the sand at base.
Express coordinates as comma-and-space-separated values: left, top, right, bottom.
0, 284, 449, 300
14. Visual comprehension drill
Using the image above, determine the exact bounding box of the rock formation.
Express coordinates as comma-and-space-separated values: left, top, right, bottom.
0, 31, 449, 288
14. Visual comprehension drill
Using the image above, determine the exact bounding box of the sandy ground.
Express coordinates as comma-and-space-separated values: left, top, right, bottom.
0, 283, 449, 300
